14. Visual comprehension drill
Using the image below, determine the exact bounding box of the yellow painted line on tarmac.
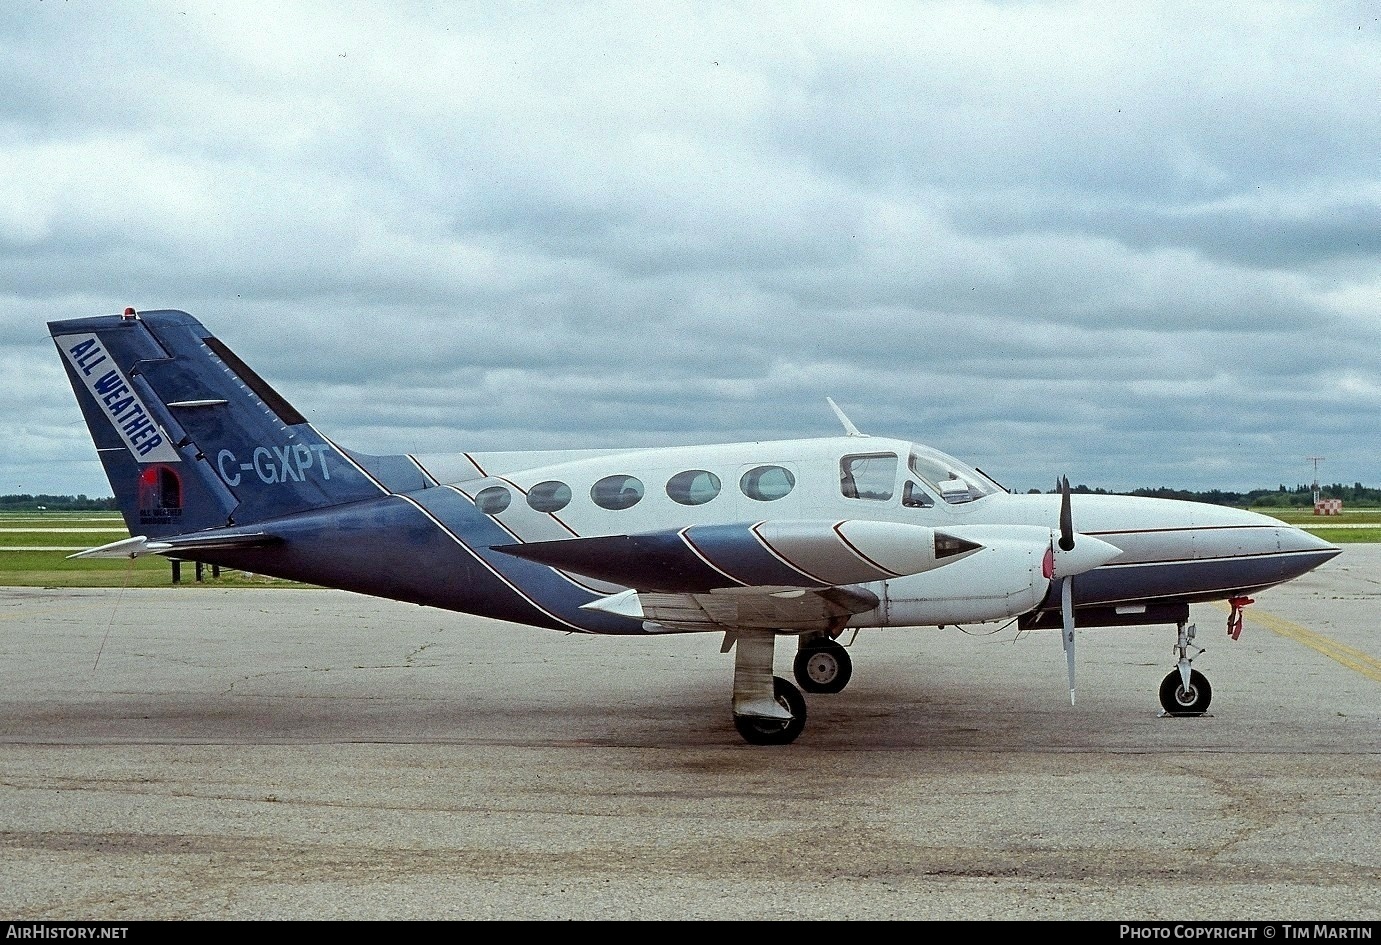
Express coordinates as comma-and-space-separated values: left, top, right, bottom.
1211, 601, 1381, 683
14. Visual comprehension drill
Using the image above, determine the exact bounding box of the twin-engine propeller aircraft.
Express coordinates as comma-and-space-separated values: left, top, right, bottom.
51, 308, 1341, 744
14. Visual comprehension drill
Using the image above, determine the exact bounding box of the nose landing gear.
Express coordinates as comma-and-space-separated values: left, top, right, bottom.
1159, 597, 1254, 715
1159, 664, 1212, 715
1160, 620, 1212, 715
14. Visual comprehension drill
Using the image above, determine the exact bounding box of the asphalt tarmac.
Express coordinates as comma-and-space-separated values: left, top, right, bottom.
1, 547, 1378, 921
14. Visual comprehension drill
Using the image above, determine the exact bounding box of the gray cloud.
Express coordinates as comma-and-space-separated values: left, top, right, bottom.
3, 1, 1378, 498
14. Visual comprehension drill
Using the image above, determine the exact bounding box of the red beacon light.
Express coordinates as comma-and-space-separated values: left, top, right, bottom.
122, 307, 136, 320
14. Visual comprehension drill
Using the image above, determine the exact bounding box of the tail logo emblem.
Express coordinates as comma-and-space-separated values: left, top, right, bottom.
56, 333, 181, 464
137, 464, 184, 526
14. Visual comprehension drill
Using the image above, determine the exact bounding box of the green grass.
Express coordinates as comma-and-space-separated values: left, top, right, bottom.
1294, 527, 1381, 543
0, 512, 311, 588
0, 530, 127, 548
1258, 508, 1381, 525
1253, 508, 1381, 542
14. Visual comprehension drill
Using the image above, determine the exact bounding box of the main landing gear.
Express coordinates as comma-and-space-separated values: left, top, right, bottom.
726, 630, 855, 745
793, 636, 853, 694
733, 676, 807, 745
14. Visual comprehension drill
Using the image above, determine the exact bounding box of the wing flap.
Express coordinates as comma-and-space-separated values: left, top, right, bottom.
582, 584, 879, 633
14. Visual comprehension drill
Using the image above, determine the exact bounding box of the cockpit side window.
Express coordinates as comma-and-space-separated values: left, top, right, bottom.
839, 452, 897, 501
902, 480, 933, 508
907, 446, 997, 504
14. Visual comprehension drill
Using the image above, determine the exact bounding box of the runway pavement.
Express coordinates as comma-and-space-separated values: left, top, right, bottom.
1, 547, 1378, 921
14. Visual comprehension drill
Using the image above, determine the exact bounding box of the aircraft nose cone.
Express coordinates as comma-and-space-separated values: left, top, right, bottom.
1195, 504, 1341, 572
1209, 509, 1342, 581
1276, 522, 1343, 576
1281, 523, 1341, 554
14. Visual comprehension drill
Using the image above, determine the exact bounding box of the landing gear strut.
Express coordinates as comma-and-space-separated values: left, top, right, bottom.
1160, 620, 1212, 715
729, 629, 807, 745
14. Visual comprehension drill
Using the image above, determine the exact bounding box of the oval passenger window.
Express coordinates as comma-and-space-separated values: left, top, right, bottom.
527, 480, 572, 513
591, 475, 644, 510
474, 485, 512, 515
740, 465, 795, 501
666, 469, 721, 506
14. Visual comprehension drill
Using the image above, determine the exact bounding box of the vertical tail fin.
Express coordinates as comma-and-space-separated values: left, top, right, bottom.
49, 308, 389, 537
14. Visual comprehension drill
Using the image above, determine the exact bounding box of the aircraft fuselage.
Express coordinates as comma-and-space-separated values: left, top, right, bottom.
197, 433, 1337, 637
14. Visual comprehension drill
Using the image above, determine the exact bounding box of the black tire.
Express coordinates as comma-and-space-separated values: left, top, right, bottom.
794, 641, 853, 694
1159, 669, 1212, 715
733, 676, 807, 745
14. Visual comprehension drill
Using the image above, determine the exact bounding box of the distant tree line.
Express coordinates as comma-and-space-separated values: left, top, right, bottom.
1, 494, 119, 511
1037, 483, 1381, 508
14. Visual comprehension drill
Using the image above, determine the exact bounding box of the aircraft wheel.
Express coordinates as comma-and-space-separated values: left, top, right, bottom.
733, 676, 807, 745
1159, 669, 1212, 715
794, 640, 852, 694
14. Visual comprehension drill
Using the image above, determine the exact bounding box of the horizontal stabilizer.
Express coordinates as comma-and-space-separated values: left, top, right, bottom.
68, 531, 281, 559
68, 536, 173, 559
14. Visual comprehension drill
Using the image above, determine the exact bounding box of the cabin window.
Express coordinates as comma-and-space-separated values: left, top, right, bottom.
740, 465, 795, 501
526, 480, 572, 513
591, 474, 644, 510
839, 452, 897, 501
666, 469, 721, 506
475, 485, 512, 515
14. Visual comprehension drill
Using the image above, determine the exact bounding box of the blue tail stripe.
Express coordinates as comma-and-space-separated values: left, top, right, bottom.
412, 485, 642, 634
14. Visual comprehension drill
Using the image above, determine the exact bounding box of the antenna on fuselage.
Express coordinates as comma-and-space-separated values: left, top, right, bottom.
826, 397, 865, 437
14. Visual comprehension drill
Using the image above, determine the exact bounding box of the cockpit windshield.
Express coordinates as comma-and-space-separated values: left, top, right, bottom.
907, 445, 1004, 504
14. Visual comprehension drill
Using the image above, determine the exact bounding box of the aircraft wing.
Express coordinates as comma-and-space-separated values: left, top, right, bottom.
577, 584, 880, 632
491, 519, 979, 633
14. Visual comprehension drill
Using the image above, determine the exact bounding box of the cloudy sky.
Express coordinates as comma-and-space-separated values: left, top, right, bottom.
4, 0, 1378, 498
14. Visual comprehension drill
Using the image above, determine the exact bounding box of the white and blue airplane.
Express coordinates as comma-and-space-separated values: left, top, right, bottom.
51, 308, 1341, 744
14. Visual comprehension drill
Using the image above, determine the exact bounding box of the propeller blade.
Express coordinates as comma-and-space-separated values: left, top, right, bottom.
1058, 475, 1074, 551
1060, 574, 1076, 705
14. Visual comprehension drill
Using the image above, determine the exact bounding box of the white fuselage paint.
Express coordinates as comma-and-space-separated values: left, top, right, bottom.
413, 435, 1335, 630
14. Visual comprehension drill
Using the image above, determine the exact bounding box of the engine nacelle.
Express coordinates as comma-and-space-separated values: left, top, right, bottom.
865, 529, 1054, 627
